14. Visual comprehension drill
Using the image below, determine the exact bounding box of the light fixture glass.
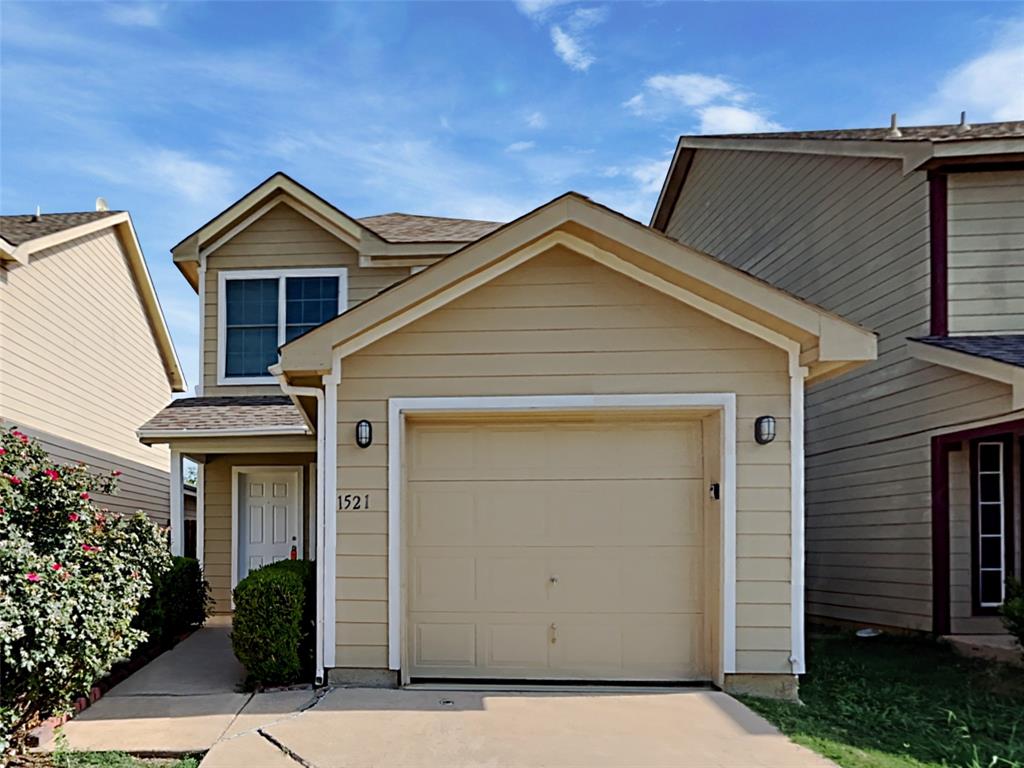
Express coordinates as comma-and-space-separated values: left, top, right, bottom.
355, 419, 372, 448
754, 415, 776, 445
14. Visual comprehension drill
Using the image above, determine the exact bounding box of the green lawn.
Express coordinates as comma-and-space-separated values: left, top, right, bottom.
48, 752, 199, 768
741, 630, 1024, 768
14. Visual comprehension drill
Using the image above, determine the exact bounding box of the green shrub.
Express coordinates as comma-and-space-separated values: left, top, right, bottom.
231, 559, 315, 687
0, 428, 171, 750
1002, 578, 1024, 658
134, 556, 213, 648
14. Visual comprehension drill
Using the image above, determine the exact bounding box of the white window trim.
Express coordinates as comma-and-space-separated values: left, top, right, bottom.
385, 393, 738, 682
976, 440, 1007, 608
217, 268, 347, 386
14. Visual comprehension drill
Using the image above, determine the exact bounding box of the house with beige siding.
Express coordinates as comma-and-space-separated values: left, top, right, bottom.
140, 172, 874, 697
650, 118, 1024, 638
0, 208, 185, 521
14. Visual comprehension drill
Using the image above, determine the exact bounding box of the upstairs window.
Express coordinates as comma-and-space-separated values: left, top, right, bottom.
219, 269, 346, 384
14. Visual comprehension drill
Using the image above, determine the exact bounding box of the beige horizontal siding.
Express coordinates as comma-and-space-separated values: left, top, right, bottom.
665, 149, 1019, 631
202, 203, 410, 396
0, 228, 172, 472
335, 248, 793, 674
948, 170, 1024, 334
4, 420, 170, 522
201, 452, 315, 612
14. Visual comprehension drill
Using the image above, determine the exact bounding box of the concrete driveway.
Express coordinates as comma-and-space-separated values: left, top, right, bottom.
202, 687, 834, 768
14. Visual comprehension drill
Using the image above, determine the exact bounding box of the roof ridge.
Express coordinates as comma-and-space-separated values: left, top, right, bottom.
360, 211, 503, 224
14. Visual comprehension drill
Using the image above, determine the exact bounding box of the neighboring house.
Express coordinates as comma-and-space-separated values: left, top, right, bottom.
139, 172, 874, 695
0, 208, 185, 521
651, 118, 1024, 637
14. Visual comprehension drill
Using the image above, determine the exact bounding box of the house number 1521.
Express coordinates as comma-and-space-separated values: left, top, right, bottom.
339, 493, 371, 511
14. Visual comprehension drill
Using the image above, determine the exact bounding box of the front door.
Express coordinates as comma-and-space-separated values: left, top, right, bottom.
238, 469, 301, 581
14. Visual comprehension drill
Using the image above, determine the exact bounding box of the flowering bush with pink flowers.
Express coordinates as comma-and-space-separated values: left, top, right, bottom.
0, 428, 170, 749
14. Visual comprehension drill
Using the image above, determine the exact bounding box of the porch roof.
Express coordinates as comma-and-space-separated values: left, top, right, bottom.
911, 335, 1024, 369
138, 396, 311, 444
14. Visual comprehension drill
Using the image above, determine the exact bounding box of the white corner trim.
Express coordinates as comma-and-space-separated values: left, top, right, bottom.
322, 352, 342, 668
169, 450, 184, 557
789, 364, 808, 676
216, 267, 348, 386
196, 461, 205, 570
385, 393, 739, 677
197, 263, 206, 396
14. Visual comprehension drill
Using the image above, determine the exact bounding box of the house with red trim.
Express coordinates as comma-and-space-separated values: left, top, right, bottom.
651, 118, 1024, 638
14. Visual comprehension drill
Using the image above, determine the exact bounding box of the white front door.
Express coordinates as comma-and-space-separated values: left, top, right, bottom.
238, 469, 301, 581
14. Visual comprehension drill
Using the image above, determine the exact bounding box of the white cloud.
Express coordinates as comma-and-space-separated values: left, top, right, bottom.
551, 25, 595, 71
520, 4, 608, 72
698, 105, 782, 134
142, 149, 235, 207
505, 140, 536, 152
525, 110, 547, 129
624, 70, 780, 133
907, 19, 1024, 124
104, 3, 165, 28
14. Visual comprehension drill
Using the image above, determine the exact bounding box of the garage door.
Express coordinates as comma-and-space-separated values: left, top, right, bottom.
405, 416, 706, 681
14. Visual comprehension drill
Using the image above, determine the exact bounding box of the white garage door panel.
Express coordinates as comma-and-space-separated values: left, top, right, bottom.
406, 418, 706, 681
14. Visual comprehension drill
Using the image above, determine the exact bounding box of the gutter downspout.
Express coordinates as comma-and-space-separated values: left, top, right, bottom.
271, 365, 327, 686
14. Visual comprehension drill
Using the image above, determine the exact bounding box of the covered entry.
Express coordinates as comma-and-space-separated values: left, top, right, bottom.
398, 403, 723, 682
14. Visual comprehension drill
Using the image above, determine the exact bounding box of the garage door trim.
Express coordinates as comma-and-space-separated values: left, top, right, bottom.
387, 393, 738, 678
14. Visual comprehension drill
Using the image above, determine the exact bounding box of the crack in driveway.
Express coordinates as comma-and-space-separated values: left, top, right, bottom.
258, 727, 319, 768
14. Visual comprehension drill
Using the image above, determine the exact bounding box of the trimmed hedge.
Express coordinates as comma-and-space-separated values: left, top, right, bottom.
231, 559, 315, 687
134, 556, 213, 649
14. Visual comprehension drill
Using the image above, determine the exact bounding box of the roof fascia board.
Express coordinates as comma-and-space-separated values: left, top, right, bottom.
679, 136, 933, 174
930, 139, 1024, 162
907, 339, 1024, 410
6, 213, 130, 264
114, 217, 188, 392
649, 138, 686, 230
201, 195, 361, 260
359, 240, 464, 259
138, 424, 311, 440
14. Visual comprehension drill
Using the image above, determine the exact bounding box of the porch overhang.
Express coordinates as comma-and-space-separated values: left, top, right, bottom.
907, 337, 1024, 411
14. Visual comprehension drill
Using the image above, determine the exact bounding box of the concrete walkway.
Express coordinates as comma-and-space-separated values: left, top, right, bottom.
56, 616, 260, 754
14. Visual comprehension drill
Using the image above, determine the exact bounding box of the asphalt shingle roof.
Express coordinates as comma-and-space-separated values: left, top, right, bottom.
139, 396, 309, 434
359, 212, 503, 243
694, 120, 1024, 143
0, 211, 121, 245
912, 335, 1024, 368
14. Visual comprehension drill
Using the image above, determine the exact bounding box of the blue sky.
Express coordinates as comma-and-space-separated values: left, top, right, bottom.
2, 1, 1022, 393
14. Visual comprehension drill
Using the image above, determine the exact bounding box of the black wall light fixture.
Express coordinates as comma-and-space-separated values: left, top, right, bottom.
355, 419, 373, 448
754, 415, 776, 445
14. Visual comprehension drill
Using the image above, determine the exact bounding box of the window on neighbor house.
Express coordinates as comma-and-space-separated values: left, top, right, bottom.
973, 439, 1011, 610
221, 271, 345, 381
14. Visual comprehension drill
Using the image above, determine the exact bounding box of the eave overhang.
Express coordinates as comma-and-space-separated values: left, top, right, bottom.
907, 339, 1024, 410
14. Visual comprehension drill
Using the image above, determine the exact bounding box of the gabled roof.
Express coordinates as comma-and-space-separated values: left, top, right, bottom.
0, 211, 121, 246
358, 212, 503, 243
651, 119, 1024, 231
696, 120, 1024, 144
171, 172, 501, 290
280, 191, 876, 382
0, 210, 186, 392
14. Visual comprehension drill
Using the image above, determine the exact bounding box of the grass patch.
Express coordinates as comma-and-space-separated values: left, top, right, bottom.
741, 630, 1024, 768
11, 752, 201, 768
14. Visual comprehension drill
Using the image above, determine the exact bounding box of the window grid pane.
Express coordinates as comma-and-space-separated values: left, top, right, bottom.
225, 278, 279, 377
975, 441, 1006, 607
285, 277, 339, 341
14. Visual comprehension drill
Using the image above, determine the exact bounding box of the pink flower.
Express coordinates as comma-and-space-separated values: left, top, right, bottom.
0, 448, 6, 455
111, 470, 122, 477
44, 469, 60, 481
82, 544, 96, 553
26, 572, 39, 583
51, 563, 61, 571
80, 492, 89, 500
8, 476, 21, 485
68, 512, 79, 522
12, 431, 28, 444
